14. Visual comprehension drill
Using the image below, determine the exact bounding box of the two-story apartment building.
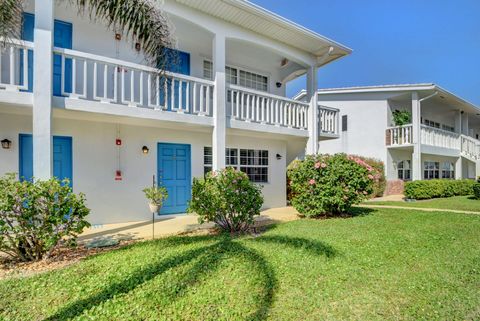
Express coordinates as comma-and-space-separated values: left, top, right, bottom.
296, 84, 480, 193
0, 0, 350, 223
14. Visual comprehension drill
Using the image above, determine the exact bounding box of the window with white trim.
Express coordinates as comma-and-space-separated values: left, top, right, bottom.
423, 119, 440, 129
239, 70, 268, 91
442, 124, 455, 132
203, 60, 268, 92
441, 162, 455, 179
397, 160, 411, 181
203, 147, 269, 183
424, 161, 440, 179
203, 60, 213, 80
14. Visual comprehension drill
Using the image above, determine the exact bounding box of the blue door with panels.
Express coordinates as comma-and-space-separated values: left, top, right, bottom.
20, 13, 73, 94
157, 143, 191, 214
19, 134, 73, 186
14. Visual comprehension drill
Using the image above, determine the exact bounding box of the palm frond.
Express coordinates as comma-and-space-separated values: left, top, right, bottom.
0, 0, 24, 48
74, 0, 176, 74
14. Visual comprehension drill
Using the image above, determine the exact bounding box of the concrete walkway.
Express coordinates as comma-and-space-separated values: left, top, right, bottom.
79, 207, 299, 244
366, 194, 405, 202
358, 204, 480, 215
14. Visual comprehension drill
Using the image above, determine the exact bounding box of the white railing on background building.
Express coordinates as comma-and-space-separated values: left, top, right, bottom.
387, 125, 413, 146
461, 135, 480, 160
227, 84, 309, 129
54, 47, 214, 116
0, 40, 33, 92
421, 125, 460, 150
318, 105, 339, 135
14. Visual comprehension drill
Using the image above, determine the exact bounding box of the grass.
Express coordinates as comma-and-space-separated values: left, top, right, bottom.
1, 208, 480, 320
366, 195, 480, 212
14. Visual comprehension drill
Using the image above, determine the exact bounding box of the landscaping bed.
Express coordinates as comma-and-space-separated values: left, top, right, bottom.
1, 208, 479, 320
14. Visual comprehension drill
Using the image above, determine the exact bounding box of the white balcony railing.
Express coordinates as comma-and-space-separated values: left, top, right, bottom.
386, 125, 413, 146
421, 125, 461, 150
54, 47, 214, 116
461, 135, 480, 160
0, 39, 33, 92
227, 84, 309, 129
319, 105, 339, 135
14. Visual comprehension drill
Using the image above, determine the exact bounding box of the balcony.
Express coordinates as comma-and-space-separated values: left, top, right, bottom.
0, 40, 33, 92
386, 124, 480, 161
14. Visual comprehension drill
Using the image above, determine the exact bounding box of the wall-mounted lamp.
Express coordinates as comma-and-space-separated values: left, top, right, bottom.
276, 82, 282, 88
135, 43, 141, 51
1, 139, 12, 149
142, 146, 149, 155
115, 33, 122, 41
276, 153, 282, 160
392, 161, 397, 169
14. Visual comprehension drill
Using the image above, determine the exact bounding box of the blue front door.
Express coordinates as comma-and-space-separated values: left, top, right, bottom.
19, 134, 73, 186
158, 143, 191, 214
20, 13, 73, 94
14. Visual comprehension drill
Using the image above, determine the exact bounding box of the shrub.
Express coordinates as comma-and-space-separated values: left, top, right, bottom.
349, 155, 386, 197
0, 174, 90, 262
188, 167, 263, 232
287, 154, 376, 217
405, 179, 475, 200
473, 181, 480, 200
392, 109, 412, 126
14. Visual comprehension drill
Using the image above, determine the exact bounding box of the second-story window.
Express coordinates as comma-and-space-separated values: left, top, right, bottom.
203, 61, 213, 80
239, 70, 268, 91
203, 60, 268, 92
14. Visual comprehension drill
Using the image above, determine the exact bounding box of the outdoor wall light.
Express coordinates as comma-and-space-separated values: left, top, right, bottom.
276, 153, 282, 160
142, 146, 149, 155
1, 139, 12, 149
276, 82, 282, 88
392, 161, 397, 169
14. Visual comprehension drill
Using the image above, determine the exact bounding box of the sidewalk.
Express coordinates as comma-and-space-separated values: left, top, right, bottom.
358, 204, 480, 215
79, 207, 299, 244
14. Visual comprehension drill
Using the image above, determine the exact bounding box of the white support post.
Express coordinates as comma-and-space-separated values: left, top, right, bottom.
33, 0, 54, 180
455, 157, 463, 179
212, 33, 226, 170
411, 92, 422, 181
306, 65, 318, 155
462, 112, 469, 136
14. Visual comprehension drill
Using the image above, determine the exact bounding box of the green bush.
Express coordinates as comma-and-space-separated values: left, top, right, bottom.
188, 167, 263, 232
405, 179, 475, 200
473, 181, 480, 200
287, 154, 376, 217
392, 109, 412, 126
349, 155, 386, 197
0, 174, 90, 262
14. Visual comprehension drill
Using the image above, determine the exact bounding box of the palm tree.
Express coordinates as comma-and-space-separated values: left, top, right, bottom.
0, 0, 175, 73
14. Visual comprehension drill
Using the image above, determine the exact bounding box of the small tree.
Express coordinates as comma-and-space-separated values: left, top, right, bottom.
0, 174, 90, 262
188, 168, 263, 233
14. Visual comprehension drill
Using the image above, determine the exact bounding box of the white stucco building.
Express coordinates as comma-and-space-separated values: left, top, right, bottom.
296, 84, 480, 192
0, 0, 350, 223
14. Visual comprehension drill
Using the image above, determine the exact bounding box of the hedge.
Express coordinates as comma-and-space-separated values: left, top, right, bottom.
473, 181, 480, 200
404, 179, 475, 200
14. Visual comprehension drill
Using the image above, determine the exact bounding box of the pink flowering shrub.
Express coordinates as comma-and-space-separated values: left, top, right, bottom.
287, 154, 375, 217
188, 167, 263, 232
348, 155, 386, 197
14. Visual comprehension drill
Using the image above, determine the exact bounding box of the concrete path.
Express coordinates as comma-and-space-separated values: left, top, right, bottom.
358, 204, 480, 215
366, 194, 405, 202
79, 207, 299, 244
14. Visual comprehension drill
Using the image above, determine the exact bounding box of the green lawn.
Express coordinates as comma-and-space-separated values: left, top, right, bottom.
366, 195, 480, 212
1, 208, 480, 320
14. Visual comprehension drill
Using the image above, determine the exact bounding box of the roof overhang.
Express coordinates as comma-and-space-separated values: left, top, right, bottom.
173, 0, 352, 67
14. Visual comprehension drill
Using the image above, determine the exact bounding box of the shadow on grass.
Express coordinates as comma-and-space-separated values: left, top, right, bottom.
44, 232, 336, 321
348, 206, 377, 217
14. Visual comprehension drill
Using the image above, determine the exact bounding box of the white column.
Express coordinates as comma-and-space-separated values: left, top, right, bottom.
212, 33, 226, 170
455, 157, 463, 179
305, 65, 318, 155
33, 1, 54, 179
462, 112, 469, 135
411, 92, 422, 180
454, 110, 462, 134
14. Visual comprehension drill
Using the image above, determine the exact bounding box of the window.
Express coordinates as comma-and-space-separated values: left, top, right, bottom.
397, 160, 411, 181
226, 66, 238, 85
342, 115, 348, 132
203, 60, 213, 80
203, 147, 269, 183
239, 70, 268, 91
424, 161, 440, 179
442, 124, 455, 132
441, 162, 455, 179
240, 149, 269, 183
423, 119, 440, 129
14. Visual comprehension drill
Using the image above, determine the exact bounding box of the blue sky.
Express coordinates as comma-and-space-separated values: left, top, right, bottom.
254, 0, 480, 105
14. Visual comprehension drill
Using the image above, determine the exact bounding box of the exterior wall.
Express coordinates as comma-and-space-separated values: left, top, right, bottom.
317, 93, 389, 163
0, 112, 287, 224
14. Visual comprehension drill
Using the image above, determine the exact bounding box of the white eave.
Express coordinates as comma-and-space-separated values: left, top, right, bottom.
173, 0, 352, 66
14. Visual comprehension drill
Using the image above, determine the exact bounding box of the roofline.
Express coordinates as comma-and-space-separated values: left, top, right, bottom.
307, 83, 479, 112
226, 0, 353, 55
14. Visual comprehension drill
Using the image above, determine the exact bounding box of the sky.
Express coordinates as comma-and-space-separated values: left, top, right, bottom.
253, 0, 480, 105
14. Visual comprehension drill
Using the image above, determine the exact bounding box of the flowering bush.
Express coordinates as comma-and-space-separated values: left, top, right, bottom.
0, 174, 90, 262
287, 154, 376, 217
349, 155, 386, 197
188, 167, 263, 232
